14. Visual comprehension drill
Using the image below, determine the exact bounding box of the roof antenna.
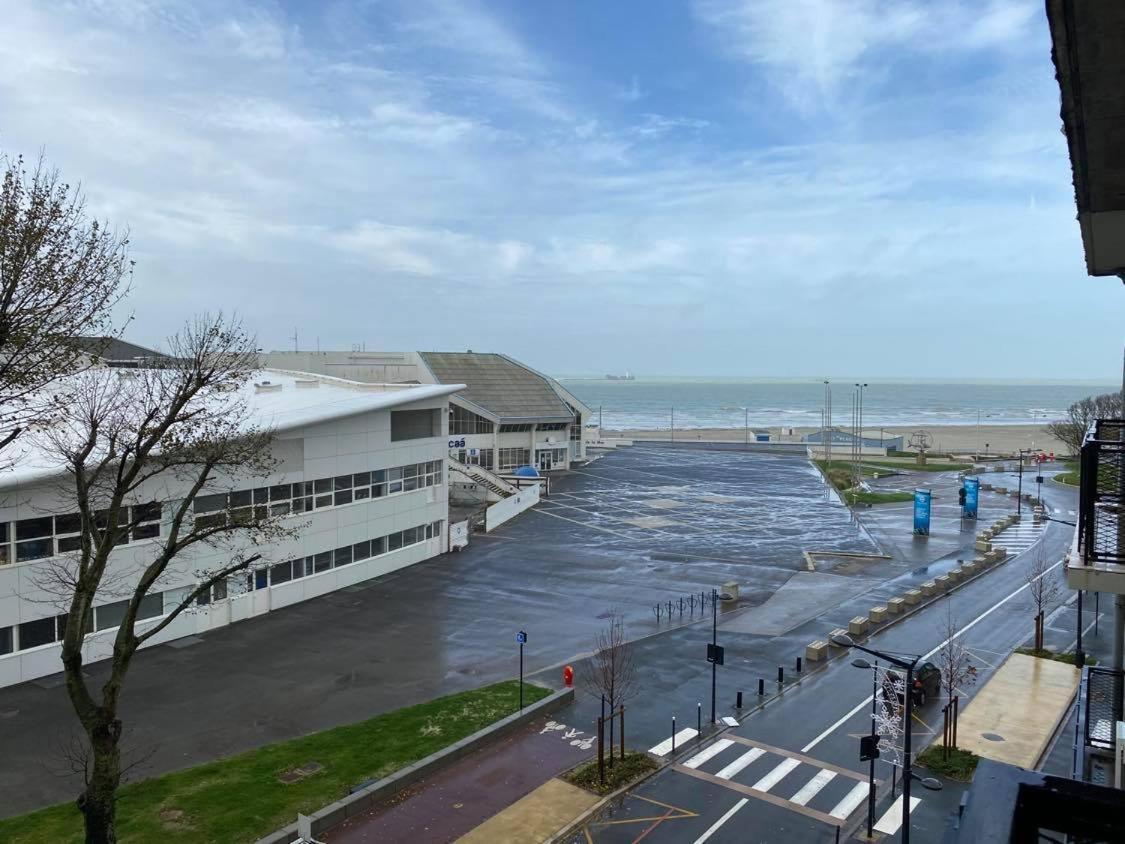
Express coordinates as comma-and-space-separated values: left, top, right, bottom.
291, 328, 298, 353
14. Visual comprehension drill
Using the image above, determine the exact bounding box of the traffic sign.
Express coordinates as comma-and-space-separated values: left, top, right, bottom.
706, 643, 725, 665
516, 630, 527, 645
859, 734, 881, 761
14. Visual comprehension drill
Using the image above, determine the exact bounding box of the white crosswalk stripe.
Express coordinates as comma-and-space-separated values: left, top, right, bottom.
829, 781, 871, 820
874, 795, 921, 834
715, 747, 765, 780
991, 522, 1045, 554
789, 769, 836, 805
649, 728, 699, 756
751, 758, 800, 793
683, 739, 734, 769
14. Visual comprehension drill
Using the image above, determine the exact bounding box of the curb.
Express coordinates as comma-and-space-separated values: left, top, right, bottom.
254, 685, 574, 844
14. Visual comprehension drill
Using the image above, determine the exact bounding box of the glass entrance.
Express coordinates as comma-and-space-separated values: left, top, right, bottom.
536, 450, 553, 471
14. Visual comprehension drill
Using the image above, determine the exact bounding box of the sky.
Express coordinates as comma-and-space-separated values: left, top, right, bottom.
1, 0, 1121, 380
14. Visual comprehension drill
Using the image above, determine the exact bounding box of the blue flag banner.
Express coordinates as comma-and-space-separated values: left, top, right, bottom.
963, 477, 980, 519
913, 489, 932, 535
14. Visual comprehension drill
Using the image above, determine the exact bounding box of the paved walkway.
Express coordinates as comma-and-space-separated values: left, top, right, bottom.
455, 778, 597, 844
323, 713, 593, 843
957, 652, 1079, 769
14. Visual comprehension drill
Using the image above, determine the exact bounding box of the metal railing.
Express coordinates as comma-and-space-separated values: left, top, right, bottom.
1077, 419, 1125, 566
1083, 666, 1123, 748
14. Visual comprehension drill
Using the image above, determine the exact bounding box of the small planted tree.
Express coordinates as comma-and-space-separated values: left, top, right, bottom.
935, 600, 977, 754
582, 610, 638, 765
1047, 393, 1123, 456
34, 314, 294, 844
0, 152, 130, 462
1026, 550, 1060, 652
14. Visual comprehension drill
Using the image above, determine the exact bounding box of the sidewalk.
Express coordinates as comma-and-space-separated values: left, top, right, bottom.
957, 652, 1079, 769
322, 709, 593, 843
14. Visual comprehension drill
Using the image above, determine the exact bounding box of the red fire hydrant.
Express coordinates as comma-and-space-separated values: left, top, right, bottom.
563, 665, 574, 687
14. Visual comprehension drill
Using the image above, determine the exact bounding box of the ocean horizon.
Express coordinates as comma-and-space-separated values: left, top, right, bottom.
559, 377, 1119, 431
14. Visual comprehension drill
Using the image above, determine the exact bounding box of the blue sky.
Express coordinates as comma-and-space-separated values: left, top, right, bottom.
1, 0, 1121, 379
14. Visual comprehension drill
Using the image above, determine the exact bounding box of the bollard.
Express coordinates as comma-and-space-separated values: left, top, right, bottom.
736, 691, 743, 709
672, 716, 676, 753
679, 596, 684, 617
758, 678, 765, 695
777, 666, 784, 684
796, 656, 802, 673
697, 702, 702, 739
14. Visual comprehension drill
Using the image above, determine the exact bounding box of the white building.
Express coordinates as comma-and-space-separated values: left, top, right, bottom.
263, 350, 593, 473
0, 370, 462, 689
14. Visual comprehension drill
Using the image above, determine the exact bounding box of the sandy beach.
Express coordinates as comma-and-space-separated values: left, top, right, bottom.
612, 424, 1069, 456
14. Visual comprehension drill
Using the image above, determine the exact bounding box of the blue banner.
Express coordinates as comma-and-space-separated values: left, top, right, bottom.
963, 477, 979, 519
913, 489, 932, 535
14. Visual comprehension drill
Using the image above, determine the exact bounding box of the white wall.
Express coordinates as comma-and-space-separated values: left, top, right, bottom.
484, 483, 540, 531
0, 393, 450, 689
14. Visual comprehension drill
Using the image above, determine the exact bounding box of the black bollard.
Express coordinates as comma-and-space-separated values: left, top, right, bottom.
796, 656, 802, 673
697, 702, 701, 738
777, 666, 784, 684
758, 678, 764, 695
736, 691, 743, 708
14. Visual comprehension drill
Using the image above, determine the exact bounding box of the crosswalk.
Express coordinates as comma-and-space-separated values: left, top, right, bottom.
991, 520, 1045, 556
669, 735, 923, 829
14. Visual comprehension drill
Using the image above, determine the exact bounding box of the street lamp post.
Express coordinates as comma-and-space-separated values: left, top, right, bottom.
1017, 448, 1033, 515
832, 635, 939, 843
851, 657, 879, 838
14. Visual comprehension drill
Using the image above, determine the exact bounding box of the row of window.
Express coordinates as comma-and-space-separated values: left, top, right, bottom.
497, 448, 531, 471
449, 405, 494, 435
0, 504, 163, 566
0, 460, 442, 567
247, 520, 443, 590
0, 520, 444, 656
192, 462, 443, 528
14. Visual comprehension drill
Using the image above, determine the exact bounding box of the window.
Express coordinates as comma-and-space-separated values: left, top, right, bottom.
131, 502, 161, 541
15, 517, 53, 562
210, 580, 228, 604
353, 540, 371, 561
499, 423, 533, 433
0, 626, 11, 655
498, 448, 531, 471
18, 617, 55, 649
388, 467, 403, 494
334, 545, 353, 567
449, 404, 494, 435
271, 561, 293, 585
0, 523, 7, 565
371, 536, 386, 556
95, 599, 129, 631
391, 408, 439, 441
570, 423, 582, 442
537, 422, 568, 431
138, 593, 163, 619
313, 551, 332, 573
388, 531, 403, 552
57, 611, 93, 639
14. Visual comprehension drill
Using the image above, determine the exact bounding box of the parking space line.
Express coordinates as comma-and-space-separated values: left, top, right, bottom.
649, 728, 699, 756
690, 798, 748, 844
873, 795, 921, 834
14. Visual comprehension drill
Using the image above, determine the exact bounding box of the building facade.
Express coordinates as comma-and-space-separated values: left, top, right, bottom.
263, 350, 593, 472
0, 371, 462, 689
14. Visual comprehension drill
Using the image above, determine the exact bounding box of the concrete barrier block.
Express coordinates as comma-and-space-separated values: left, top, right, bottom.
921, 580, 938, 596
935, 574, 951, 591
828, 628, 848, 647
962, 560, 979, 576
974, 540, 992, 553
805, 641, 829, 662
848, 616, 869, 636
870, 606, 888, 623
887, 597, 906, 614
904, 589, 922, 605
995, 486, 1008, 494
980, 482, 993, 491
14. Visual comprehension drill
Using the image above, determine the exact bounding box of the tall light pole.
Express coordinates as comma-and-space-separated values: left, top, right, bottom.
744, 406, 749, 446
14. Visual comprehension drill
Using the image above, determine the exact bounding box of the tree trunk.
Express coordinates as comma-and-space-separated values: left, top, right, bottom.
78, 715, 123, 844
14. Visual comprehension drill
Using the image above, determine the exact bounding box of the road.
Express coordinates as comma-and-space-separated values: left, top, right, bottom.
572, 468, 1080, 843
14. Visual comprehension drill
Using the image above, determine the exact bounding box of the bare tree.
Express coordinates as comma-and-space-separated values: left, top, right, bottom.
0, 152, 131, 459
935, 600, 976, 751
1026, 549, 1061, 652
581, 610, 638, 764
31, 314, 293, 844
1047, 393, 1124, 456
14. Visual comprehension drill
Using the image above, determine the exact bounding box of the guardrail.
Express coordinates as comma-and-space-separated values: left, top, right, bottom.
1077, 419, 1124, 566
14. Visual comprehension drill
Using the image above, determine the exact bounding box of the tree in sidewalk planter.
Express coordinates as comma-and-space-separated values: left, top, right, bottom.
1046, 392, 1123, 456
0, 152, 130, 464
581, 609, 638, 767
34, 315, 294, 844
935, 599, 977, 757
1025, 549, 1061, 653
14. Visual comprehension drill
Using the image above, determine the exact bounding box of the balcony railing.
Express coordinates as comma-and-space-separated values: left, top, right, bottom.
1077, 419, 1125, 566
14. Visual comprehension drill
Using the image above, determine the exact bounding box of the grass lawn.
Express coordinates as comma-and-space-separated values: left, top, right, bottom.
859, 458, 971, 472
844, 490, 915, 505
813, 461, 915, 506
1053, 470, 1080, 486
563, 751, 658, 796
0, 680, 550, 844
916, 746, 980, 782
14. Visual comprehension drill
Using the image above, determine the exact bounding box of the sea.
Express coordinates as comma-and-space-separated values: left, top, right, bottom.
558, 378, 1119, 431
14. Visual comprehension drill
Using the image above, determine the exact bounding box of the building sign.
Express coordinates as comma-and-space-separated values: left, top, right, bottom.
963, 477, 979, 519
448, 437, 466, 449
913, 488, 932, 535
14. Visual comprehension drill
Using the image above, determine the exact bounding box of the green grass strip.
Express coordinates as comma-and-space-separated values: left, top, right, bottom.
0, 680, 549, 844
